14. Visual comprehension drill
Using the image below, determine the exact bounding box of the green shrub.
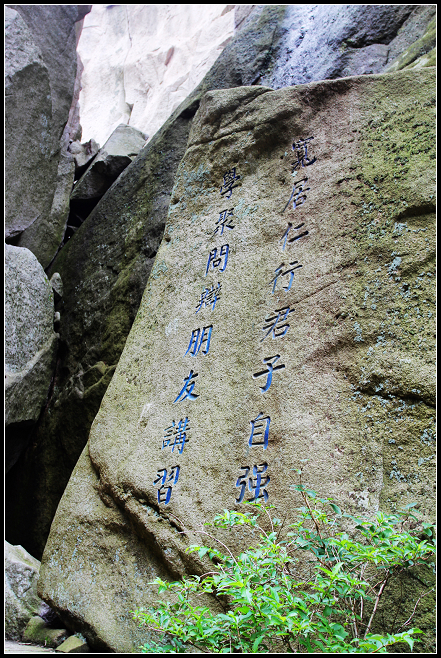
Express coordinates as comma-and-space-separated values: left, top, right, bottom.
133, 478, 435, 653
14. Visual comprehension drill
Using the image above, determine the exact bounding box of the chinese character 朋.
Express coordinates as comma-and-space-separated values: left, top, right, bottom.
213, 208, 235, 237
154, 466, 180, 505
292, 136, 316, 173
280, 222, 309, 250
270, 262, 302, 293
185, 326, 213, 356
173, 370, 199, 403
163, 418, 190, 454
253, 355, 286, 393
249, 413, 271, 449
261, 306, 294, 341
195, 283, 221, 313
205, 245, 229, 276
235, 463, 270, 503
283, 178, 310, 213
220, 168, 241, 199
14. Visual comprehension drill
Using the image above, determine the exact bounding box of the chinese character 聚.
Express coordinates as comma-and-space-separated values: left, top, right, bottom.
253, 355, 286, 393
195, 283, 222, 313
154, 466, 180, 505
283, 178, 310, 213
291, 136, 316, 173
270, 262, 302, 293
173, 370, 199, 403
220, 168, 241, 198
213, 208, 235, 237
261, 306, 294, 341
205, 245, 229, 276
280, 222, 309, 250
249, 413, 271, 449
163, 418, 190, 454
235, 463, 270, 503
185, 326, 213, 356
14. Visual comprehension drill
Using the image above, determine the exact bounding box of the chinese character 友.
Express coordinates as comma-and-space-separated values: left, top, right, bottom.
173, 370, 199, 403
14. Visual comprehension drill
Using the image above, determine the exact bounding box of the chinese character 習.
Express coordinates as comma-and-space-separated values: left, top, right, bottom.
261, 306, 294, 341
195, 283, 221, 313
292, 136, 316, 173
280, 222, 309, 250
220, 168, 241, 199
185, 326, 213, 356
213, 208, 235, 237
283, 178, 310, 213
249, 413, 271, 449
253, 355, 286, 393
235, 463, 270, 503
173, 370, 199, 403
205, 245, 229, 276
162, 418, 190, 454
154, 466, 180, 505
270, 262, 302, 293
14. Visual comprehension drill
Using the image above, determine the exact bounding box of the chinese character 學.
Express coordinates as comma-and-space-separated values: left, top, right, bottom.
249, 413, 271, 449
195, 283, 221, 313
235, 463, 270, 503
163, 418, 189, 454
261, 306, 293, 341
205, 245, 229, 276
280, 222, 309, 250
213, 208, 235, 237
270, 262, 302, 293
253, 355, 286, 393
220, 168, 241, 199
291, 136, 316, 173
283, 178, 310, 213
154, 466, 180, 505
173, 370, 199, 403
185, 326, 213, 356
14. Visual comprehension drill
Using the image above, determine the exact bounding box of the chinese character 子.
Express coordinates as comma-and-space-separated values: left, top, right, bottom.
195, 283, 221, 313
154, 466, 180, 505
292, 136, 316, 173
249, 413, 271, 449
220, 168, 241, 198
205, 245, 229, 276
185, 326, 213, 356
253, 355, 285, 393
283, 178, 310, 213
213, 208, 235, 237
261, 306, 294, 341
235, 463, 270, 503
280, 222, 309, 250
163, 418, 189, 454
270, 262, 302, 293
173, 370, 199, 403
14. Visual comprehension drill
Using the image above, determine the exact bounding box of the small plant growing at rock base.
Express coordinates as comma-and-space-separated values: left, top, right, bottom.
133, 477, 435, 653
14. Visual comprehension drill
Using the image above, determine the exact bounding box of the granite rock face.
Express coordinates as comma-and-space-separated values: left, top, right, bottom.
5, 541, 42, 641
38, 69, 435, 652
5, 245, 58, 473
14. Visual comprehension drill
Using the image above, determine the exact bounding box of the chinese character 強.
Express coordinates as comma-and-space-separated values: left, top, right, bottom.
235, 463, 270, 503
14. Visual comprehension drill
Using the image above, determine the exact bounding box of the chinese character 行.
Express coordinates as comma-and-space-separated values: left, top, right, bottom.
292, 136, 316, 173
280, 222, 309, 250
213, 208, 235, 237
163, 418, 190, 454
173, 370, 199, 403
261, 306, 294, 341
283, 178, 310, 213
185, 326, 213, 356
195, 283, 222, 313
154, 466, 180, 505
220, 168, 241, 198
270, 262, 302, 293
205, 245, 229, 276
253, 355, 286, 393
235, 463, 270, 503
249, 413, 271, 449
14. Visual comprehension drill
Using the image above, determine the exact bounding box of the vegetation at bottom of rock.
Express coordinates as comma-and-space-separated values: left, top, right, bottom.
133, 478, 435, 653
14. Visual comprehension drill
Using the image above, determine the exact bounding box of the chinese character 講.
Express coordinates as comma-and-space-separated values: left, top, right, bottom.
205, 245, 229, 276
220, 168, 241, 199
291, 137, 316, 173
235, 463, 270, 503
270, 262, 302, 293
162, 418, 190, 454
283, 178, 310, 213
154, 466, 180, 505
185, 326, 213, 356
195, 283, 221, 313
249, 413, 271, 449
261, 306, 294, 342
173, 370, 199, 403
213, 208, 235, 237
253, 355, 286, 393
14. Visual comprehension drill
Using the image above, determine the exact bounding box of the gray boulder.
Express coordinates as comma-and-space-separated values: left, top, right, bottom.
5, 245, 58, 472
4, 541, 42, 641
68, 139, 100, 178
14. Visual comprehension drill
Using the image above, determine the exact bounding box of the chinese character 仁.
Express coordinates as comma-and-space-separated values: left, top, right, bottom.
280, 222, 309, 250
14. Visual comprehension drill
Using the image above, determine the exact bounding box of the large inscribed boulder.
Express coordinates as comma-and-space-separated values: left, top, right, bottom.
39, 68, 435, 651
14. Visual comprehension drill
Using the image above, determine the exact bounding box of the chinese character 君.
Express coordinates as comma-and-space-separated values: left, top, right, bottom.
213, 208, 235, 237
261, 306, 294, 341
195, 283, 221, 313
235, 463, 270, 503
185, 326, 213, 356
270, 262, 302, 293
280, 222, 309, 250
253, 355, 286, 393
220, 168, 241, 199
163, 418, 190, 454
154, 466, 180, 505
205, 245, 229, 276
283, 178, 310, 213
292, 136, 316, 173
173, 370, 199, 403
249, 413, 271, 449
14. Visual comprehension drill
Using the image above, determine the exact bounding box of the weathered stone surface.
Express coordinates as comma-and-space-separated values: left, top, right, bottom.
5, 542, 42, 641
38, 68, 435, 651
5, 245, 58, 473
55, 635, 90, 653
23, 617, 69, 648
385, 13, 436, 72
67, 139, 100, 178
49, 273, 63, 302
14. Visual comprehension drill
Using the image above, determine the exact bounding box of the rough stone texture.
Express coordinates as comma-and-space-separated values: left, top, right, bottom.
38, 69, 435, 652
67, 139, 100, 178
5, 542, 42, 641
23, 617, 69, 648
385, 13, 436, 72
5, 245, 58, 473
55, 636, 90, 653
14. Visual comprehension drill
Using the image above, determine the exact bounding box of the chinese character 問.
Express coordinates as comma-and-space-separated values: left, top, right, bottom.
195, 283, 221, 313
213, 208, 235, 237
249, 413, 271, 449
154, 466, 180, 505
220, 168, 241, 198
205, 245, 229, 276
173, 370, 199, 403
261, 306, 293, 341
283, 178, 310, 213
163, 418, 190, 454
292, 136, 316, 173
253, 355, 286, 393
185, 326, 213, 356
270, 262, 302, 293
280, 222, 309, 250
235, 463, 270, 503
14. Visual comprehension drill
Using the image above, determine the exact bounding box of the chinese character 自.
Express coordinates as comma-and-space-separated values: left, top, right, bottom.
195, 283, 222, 313
205, 245, 229, 276
280, 222, 309, 250
253, 355, 286, 393
154, 466, 180, 505
173, 370, 199, 403
213, 208, 235, 237
235, 463, 270, 503
292, 136, 316, 173
249, 413, 271, 449
261, 306, 294, 341
270, 262, 302, 293
220, 168, 241, 199
185, 326, 213, 356
163, 418, 190, 454
283, 178, 310, 213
